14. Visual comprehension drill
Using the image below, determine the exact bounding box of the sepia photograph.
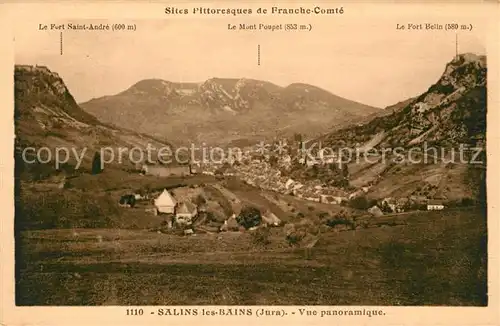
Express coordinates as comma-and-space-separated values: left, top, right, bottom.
2, 1, 496, 317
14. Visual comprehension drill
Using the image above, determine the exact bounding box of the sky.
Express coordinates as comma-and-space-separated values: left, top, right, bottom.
14, 4, 488, 108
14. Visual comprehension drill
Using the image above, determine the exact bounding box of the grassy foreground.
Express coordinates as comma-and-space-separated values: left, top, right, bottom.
16, 208, 487, 306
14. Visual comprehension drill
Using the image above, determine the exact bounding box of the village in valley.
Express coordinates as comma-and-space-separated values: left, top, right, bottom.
113, 135, 456, 239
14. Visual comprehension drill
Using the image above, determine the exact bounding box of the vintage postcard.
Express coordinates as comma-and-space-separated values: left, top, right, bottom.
0, 1, 499, 325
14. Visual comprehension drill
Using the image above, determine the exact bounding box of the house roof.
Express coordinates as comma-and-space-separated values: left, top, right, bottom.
368, 205, 384, 216
325, 195, 335, 202
262, 211, 281, 225
382, 197, 396, 204
176, 201, 197, 214
226, 215, 240, 229
154, 189, 177, 207
409, 196, 427, 204
396, 198, 409, 205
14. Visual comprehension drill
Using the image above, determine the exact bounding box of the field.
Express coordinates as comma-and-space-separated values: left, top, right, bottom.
16, 208, 487, 306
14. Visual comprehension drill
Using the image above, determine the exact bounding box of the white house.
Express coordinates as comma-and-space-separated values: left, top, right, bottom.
427, 200, 445, 211
134, 193, 149, 201
220, 214, 240, 232
320, 195, 343, 205
262, 211, 282, 227
175, 202, 198, 225
282, 155, 292, 165
368, 205, 384, 217
293, 183, 304, 190
285, 179, 295, 189
224, 167, 237, 177
318, 148, 338, 164
414, 102, 430, 113
154, 189, 177, 214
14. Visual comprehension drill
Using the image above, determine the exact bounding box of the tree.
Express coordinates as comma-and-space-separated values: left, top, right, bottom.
325, 210, 354, 229
194, 194, 206, 206
294, 133, 303, 143
380, 201, 392, 213
367, 198, 378, 208
91, 151, 103, 175
461, 197, 475, 207
251, 227, 271, 247
294, 133, 303, 151
236, 206, 262, 229
286, 231, 305, 247
317, 211, 330, 220
349, 196, 369, 210
341, 164, 349, 178
268, 155, 278, 167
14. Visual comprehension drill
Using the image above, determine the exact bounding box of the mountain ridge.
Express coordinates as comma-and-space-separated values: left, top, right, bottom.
80, 76, 381, 145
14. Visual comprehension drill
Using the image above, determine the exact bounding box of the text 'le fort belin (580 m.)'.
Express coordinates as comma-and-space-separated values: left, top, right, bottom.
396, 23, 474, 31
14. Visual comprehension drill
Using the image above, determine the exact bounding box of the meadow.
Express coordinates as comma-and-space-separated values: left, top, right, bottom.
16, 208, 487, 306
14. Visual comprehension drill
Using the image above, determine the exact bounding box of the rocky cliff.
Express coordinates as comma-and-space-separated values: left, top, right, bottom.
297, 54, 487, 202
14, 65, 172, 174
320, 53, 486, 149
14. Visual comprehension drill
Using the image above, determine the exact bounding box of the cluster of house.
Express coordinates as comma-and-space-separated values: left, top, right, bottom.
139, 162, 239, 178
153, 189, 198, 229
151, 189, 282, 231
119, 192, 150, 208
200, 157, 446, 214
134, 147, 445, 221
199, 164, 238, 177
118, 185, 284, 234
118, 189, 198, 229
140, 164, 192, 177
367, 196, 445, 216
219, 211, 281, 232
427, 200, 446, 210
203, 147, 448, 213
222, 156, 349, 203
